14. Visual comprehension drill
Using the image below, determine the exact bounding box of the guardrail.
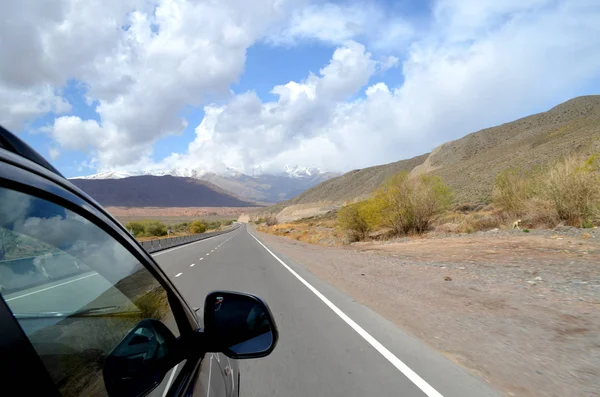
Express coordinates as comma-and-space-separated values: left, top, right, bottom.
138, 223, 240, 253
0, 223, 240, 294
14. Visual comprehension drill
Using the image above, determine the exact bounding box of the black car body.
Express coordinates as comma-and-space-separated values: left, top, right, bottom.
0, 126, 278, 397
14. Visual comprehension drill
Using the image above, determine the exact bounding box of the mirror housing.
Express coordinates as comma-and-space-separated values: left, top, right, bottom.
203, 291, 278, 359
103, 319, 179, 397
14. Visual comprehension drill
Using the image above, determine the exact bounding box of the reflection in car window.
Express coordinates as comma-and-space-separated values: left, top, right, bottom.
0, 187, 180, 397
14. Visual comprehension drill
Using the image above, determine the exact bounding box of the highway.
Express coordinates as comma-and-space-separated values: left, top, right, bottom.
156, 224, 500, 397
4, 224, 501, 396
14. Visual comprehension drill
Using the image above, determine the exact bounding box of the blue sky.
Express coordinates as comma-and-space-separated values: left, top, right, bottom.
1, 0, 599, 177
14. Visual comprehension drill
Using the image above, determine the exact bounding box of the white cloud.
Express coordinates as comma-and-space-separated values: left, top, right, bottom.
379, 56, 399, 72
51, 116, 105, 151
1, 0, 299, 166
153, 40, 378, 172
48, 147, 61, 160
0, 85, 70, 130
2, 0, 600, 177
152, 0, 600, 174
268, 2, 413, 51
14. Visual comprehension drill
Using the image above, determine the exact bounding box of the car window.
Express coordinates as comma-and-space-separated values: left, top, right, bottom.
0, 187, 181, 397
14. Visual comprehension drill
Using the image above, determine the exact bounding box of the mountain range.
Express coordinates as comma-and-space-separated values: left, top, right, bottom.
70, 166, 338, 206
270, 95, 600, 221
71, 175, 259, 207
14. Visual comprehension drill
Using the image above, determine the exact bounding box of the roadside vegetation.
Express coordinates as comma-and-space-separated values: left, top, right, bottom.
492, 153, 600, 228
125, 219, 234, 239
254, 153, 599, 245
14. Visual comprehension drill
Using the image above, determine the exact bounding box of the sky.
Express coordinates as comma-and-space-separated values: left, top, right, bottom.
1, 0, 600, 178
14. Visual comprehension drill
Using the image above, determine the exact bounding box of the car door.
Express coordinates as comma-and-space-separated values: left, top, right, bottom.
0, 157, 221, 397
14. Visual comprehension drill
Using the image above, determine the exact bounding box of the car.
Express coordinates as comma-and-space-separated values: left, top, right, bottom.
0, 124, 278, 397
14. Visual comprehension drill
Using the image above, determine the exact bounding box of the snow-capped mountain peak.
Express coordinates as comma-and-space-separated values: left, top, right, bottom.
74, 165, 325, 180
72, 168, 207, 180
283, 164, 323, 178
71, 170, 137, 180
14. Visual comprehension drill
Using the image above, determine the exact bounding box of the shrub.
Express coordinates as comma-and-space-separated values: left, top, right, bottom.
126, 221, 145, 236
171, 222, 189, 233
493, 154, 600, 228
144, 220, 168, 237
189, 220, 207, 234
539, 154, 600, 226
337, 201, 378, 241
206, 221, 222, 230
374, 172, 453, 235
492, 168, 531, 216
581, 219, 594, 229
126, 220, 168, 237
265, 216, 278, 226
467, 213, 501, 231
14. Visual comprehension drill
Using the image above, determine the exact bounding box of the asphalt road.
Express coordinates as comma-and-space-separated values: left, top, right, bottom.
156, 224, 501, 397
4, 224, 501, 396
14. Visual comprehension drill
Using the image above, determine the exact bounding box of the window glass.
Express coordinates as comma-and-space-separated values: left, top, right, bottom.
0, 187, 181, 397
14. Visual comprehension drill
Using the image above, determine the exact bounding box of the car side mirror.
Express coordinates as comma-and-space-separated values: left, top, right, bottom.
203, 291, 278, 359
103, 319, 179, 397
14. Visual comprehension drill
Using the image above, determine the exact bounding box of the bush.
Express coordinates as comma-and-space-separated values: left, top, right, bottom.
126, 221, 145, 236
374, 172, 453, 235
581, 219, 594, 229
493, 154, 600, 228
170, 222, 189, 233
265, 216, 278, 226
189, 220, 207, 234
539, 154, 600, 226
144, 220, 168, 237
434, 211, 502, 234
492, 168, 531, 216
337, 201, 378, 241
467, 213, 501, 231
125, 220, 167, 237
206, 221, 222, 230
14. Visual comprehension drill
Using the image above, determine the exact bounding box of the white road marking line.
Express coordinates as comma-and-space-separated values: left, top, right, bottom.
190, 263, 195, 267
249, 232, 444, 397
207, 355, 213, 397
5, 272, 99, 302
174, 273, 183, 277
161, 364, 179, 397
199, 258, 203, 260
206, 253, 210, 256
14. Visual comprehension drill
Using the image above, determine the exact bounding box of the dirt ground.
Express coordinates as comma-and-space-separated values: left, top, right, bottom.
106, 206, 255, 224
254, 227, 600, 397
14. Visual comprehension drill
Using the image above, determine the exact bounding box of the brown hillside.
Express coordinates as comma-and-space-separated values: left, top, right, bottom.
429, 95, 600, 202
286, 95, 600, 208
71, 175, 259, 207
287, 153, 430, 205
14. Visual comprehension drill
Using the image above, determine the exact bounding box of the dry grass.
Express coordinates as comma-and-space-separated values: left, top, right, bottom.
259, 206, 511, 243
256, 212, 345, 246
434, 209, 506, 233
492, 154, 600, 228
